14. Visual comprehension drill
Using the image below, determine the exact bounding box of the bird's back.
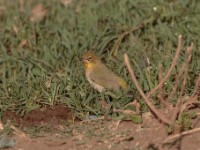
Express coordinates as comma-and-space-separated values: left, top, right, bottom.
88, 64, 125, 91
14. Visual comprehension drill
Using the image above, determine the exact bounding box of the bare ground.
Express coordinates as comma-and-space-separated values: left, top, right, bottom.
1, 105, 200, 150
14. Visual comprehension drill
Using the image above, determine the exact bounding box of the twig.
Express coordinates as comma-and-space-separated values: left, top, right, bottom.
157, 64, 171, 107
112, 23, 144, 57
166, 63, 185, 102
191, 73, 200, 97
10, 125, 27, 138
177, 43, 193, 104
1, 121, 27, 138
172, 43, 194, 121
147, 35, 183, 99
124, 54, 172, 125
0, 121, 4, 130
162, 127, 200, 144
158, 64, 164, 102
125, 101, 141, 114
178, 95, 198, 118
113, 108, 138, 115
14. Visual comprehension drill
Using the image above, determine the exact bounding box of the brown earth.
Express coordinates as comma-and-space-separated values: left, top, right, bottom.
2, 105, 73, 127
1, 105, 200, 150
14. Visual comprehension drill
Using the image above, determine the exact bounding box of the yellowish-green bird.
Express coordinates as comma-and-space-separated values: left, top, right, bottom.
81, 51, 128, 92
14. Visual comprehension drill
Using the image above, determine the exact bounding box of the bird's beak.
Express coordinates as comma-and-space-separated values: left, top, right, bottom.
80, 57, 88, 63
79, 57, 84, 61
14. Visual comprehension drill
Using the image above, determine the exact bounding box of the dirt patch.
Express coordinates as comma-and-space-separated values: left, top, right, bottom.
1, 111, 21, 126
2, 107, 200, 150
4, 112, 200, 150
2, 105, 73, 127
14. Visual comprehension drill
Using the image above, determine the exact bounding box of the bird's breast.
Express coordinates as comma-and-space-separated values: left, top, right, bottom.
85, 69, 104, 92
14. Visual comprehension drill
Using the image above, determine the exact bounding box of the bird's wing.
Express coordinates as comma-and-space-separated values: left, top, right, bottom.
89, 65, 119, 89
116, 76, 128, 91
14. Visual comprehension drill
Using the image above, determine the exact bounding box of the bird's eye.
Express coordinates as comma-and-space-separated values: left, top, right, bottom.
87, 56, 92, 61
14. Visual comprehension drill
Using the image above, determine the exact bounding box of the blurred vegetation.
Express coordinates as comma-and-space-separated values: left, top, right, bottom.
0, 0, 199, 119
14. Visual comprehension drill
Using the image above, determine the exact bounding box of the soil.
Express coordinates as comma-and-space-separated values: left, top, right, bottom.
2, 105, 73, 127
1, 105, 200, 150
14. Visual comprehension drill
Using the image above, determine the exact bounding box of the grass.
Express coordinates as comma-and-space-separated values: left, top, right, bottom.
0, 0, 199, 119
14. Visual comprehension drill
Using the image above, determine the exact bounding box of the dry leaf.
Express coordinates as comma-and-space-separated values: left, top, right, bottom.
10, 125, 27, 138
30, 3, 47, 22
99, 100, 109, 109
18, 39, 27, 48
19, 0, 25, 12
0, 6, 6, 18
12, 25, 18, 35
0, 121, 4, 130
60, 0, 73, 6
45, 77, 53, 88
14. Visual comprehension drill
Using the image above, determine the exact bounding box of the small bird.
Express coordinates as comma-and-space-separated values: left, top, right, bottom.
81, 51, 128, 92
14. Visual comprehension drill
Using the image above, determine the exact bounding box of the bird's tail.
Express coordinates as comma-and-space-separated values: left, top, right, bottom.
116, 77, 128, 92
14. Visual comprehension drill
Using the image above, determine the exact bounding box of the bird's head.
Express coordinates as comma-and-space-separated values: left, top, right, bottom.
81, 51, 101, 69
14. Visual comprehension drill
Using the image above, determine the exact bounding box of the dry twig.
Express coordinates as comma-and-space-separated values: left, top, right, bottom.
112, 14, 161, 57
10, 125, 27, 138
0, 121, 4, 130
147, 35, 183, 99
192, 73, 200, 97
125, 101, 141, 114
158, 64, 164, 102
178, 95, 198, 116
113, 108, 138, 115
157, 64, 171, 107
177, 43, 193, 105
124, 35, 184, 125
124, 54, 172, 125
172, 43, 194, 121
112, 23, 144, 57
162, 127, 200, 144
166, 64, 185, 102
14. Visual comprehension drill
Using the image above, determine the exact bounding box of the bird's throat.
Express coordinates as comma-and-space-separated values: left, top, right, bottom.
84, 62, 94, 69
